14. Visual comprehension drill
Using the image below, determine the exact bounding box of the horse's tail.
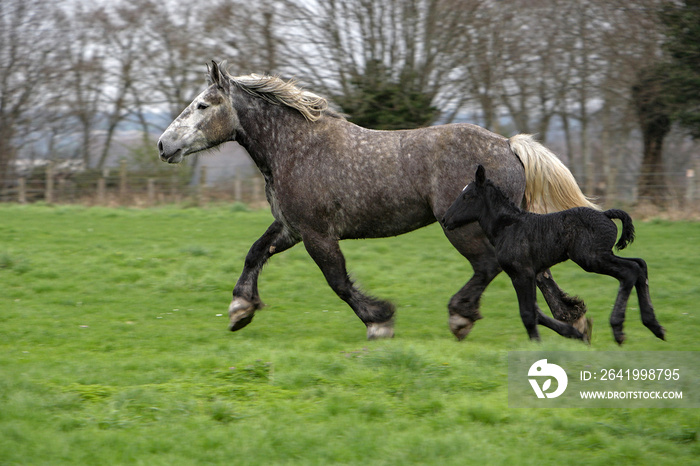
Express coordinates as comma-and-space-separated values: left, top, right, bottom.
509, 134, 599, 214
604, 209, 636, 250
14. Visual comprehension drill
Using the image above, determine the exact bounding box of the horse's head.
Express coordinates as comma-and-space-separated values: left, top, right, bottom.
441, 165, 488, 230
158, 61, 240, 164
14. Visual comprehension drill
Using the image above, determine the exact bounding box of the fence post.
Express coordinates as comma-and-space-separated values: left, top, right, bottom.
119, 160, 127, 204
686, 169, 695, 206
170, 173, 177, 202
252, 175, 264, 204
18, 177, 26, 204
57, 178, 66, 203
198, 165, 207, 205
45, 163, 54, 204
234, 175, 242, 203
147, 178, 156, 206
97, 178, 106, 205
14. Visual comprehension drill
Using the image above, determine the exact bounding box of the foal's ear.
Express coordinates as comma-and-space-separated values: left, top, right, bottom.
475, 164, 486, 185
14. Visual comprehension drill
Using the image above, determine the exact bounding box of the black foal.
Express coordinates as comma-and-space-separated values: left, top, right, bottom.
441, 165, 665, 344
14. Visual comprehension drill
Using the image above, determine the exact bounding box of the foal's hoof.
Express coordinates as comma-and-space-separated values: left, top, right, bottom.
643, 321, 666, 341
449, 314, 476, 341
613, 331, 626, 346
653, 325, 666, 341
366, 320, 395, 340
228, 298, 257, 332
573, 317, 593, 344
654, 327, 666, 341
573, 315, 593, 343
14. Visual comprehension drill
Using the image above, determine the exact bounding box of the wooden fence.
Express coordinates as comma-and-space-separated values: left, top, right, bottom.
2, 161, 267, 207
1, 162, 699, 217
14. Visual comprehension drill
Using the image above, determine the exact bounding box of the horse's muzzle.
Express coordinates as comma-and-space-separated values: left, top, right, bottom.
157, 140, 183, 164
440, 216, 456, 231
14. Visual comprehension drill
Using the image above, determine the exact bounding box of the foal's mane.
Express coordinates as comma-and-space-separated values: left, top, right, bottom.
227, 72, 343, 122
483, 178, 525, 214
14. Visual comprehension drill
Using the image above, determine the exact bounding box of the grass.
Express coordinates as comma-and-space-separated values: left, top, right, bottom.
0, 204, 698, 465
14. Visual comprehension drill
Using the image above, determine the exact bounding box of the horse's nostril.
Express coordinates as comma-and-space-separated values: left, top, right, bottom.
157, 140, 164, 153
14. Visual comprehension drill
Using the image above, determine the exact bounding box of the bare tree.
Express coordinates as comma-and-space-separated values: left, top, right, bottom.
55, 5, 106, 168
204, 0, 282, 74
135, 0, 220, 121
89, 2, 159, 169
488, 0, 665, 197
486, 1, 580, 140
0, 0, 66, 185
278, 0, 483, 124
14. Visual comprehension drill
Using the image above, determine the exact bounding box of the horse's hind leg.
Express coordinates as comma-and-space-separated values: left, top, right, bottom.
443, 227, 501, 340
625, 258, 665, 340
573, 252, 639, 344
534, 307, 587, 342
301, 231, 395, 340
229, 221, 300, 331
536, 270, 591, 339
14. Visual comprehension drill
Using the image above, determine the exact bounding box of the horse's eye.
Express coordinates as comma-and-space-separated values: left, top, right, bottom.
197, 103, 209, 110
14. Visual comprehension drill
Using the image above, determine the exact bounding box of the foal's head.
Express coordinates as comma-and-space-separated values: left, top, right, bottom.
158, 61, 240, 164
441, 164, 490, 231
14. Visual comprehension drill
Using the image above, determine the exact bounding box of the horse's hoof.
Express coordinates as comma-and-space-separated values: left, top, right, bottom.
574, 317, 593, 344
654, 325, 666, 341
228, 297, 257, 332
643, 319, 666, 341
572, 315, 593, 340
449, 314, 476, 341
366, 320, 394, 340
613, 331, 626, 345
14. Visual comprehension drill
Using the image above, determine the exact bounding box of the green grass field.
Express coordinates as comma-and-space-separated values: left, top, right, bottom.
1, 204, 698, 465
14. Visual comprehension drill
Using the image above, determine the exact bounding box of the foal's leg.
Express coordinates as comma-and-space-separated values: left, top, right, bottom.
509, 273, 541, 341
536, 270, 592, 339
301, 232, 395, 340
573, 252, 640, 344
443, 227, 501, 340
534, 307, 587, 341
442, 226, 590, 341
229, 221, 300, 331
623, 258, 665, 340
510, 273, 585, 341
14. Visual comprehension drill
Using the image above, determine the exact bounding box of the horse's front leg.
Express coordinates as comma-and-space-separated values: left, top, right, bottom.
510, 273, 541, 341
536, 269, 592, 340
301, 232, 395, 340
442, 228, 501, 341
229, 221, 300, 331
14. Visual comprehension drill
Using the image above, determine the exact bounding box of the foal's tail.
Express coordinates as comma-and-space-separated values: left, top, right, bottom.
605, 209, 636, 250
509, 134, 599, 214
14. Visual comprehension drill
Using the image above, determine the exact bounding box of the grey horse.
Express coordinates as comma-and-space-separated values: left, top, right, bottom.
158, 61, 597, 340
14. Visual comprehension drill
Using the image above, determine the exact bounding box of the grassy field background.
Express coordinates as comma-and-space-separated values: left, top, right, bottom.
1, 204, 698, 464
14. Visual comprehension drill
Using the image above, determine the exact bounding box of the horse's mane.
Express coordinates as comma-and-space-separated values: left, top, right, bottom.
228, 72, 344, 122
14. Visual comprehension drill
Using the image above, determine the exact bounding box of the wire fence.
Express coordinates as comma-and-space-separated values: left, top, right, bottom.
1, 162, 699, 218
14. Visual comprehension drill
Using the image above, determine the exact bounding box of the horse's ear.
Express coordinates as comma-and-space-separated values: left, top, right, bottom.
207, 61, 217, 86
208, 60, 226, 89
475, 164, 486, 185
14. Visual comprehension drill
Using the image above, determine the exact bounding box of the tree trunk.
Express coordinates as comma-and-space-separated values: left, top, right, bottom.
0, 124, 17, 190
632, 67, 671, 207
637, 120, 670, 205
